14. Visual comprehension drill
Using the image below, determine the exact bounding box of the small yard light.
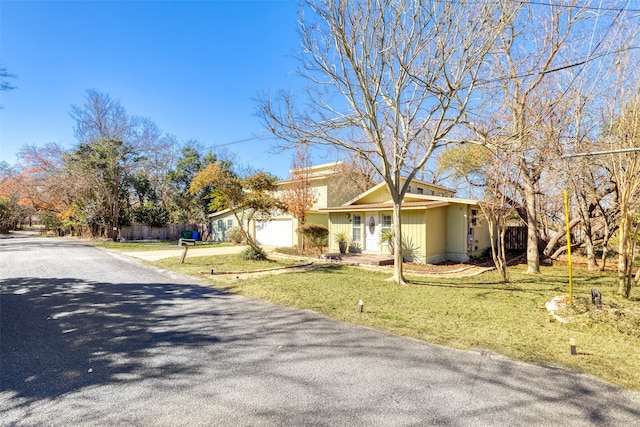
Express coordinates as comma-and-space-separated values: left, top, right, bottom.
570, 337, 577, 355
358, 299, 364, 313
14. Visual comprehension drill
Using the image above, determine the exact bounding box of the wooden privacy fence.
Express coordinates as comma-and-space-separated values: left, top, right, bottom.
505, 226, 527, 252
119, 223, 211, 241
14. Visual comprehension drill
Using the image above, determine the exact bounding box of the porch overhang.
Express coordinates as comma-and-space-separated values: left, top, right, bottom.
320, 201, 451, 213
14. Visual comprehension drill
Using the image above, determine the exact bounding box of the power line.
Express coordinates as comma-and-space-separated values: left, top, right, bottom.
562, 148, 640, 158
209, 134, 273, 149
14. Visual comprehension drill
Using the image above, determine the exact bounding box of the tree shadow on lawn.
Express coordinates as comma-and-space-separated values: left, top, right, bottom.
0, 277, 229, 403
406, 277, 566, 295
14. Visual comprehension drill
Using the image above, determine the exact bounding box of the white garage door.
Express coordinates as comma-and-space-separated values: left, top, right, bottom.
255, 219, 293, 247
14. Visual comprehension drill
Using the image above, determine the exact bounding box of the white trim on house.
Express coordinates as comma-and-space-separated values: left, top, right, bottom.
339, 179, 457, 207
208, 208, 233, 219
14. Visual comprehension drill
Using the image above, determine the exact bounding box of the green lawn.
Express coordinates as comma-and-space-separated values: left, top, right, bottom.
161, 259, 640, 392
153, 254, 309, 275
95, 240, 232, 252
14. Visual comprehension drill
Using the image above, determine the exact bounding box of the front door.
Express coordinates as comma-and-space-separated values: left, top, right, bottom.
365, 214, 379, 252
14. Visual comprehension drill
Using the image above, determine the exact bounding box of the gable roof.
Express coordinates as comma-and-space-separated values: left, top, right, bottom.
208, 208, 232, 219
320, 200, 451, 213
321, 181, 478, 213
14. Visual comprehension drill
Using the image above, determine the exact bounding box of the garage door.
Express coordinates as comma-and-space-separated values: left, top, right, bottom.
255, 219, 293, 247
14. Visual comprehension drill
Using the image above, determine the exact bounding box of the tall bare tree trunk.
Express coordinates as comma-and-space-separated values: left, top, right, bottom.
617, 208, 630, 296
487, 216, 508, 282
624, 222, 640, 297
523, 175, 540, 274
392, 201, 405, 285
599, 205, 612, 272
576, 195, 599, 270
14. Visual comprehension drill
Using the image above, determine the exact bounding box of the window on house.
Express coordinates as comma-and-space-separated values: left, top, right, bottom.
382, 214, 392, 232
427, 190, 434, 195
352, 214, 362, 242
408, 185, 412, 193
439, 192, 444, 197
217, 220, 224, 230
227, 219, 233, 229
417, 187, 424, 195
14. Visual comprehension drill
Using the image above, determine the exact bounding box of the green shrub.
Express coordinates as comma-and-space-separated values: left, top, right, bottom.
225, 226, 245, 244
297, 223, 328, 252
241, 245, 268, 261
130, 201, 169, 227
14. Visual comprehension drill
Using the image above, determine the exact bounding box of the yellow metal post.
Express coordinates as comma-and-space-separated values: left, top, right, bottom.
564, 190, 573, 306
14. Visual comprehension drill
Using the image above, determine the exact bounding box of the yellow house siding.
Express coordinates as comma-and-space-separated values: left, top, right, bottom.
326, 201, 490, 263
306, 212, 328, 227
447, 205, 469, 262
288, 213, 329, 248
310, 180, 328, 210
328, 212, 353, 252
357, 187, 391, 204
399, 210, 427, 262
424, 207, 447, 263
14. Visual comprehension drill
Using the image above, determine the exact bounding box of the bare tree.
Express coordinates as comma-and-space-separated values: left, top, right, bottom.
464, 1, 608, 274
331, 147, 379, 194
70, 89, 164, 240
261, 0, 510, 284
438, 143, 519, 281
605, 91, 640, 297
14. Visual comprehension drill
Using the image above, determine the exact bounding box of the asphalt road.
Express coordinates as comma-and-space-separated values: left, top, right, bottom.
1, 235, 639, 426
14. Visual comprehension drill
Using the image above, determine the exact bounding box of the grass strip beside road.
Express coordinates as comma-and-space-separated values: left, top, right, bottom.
153, 254, 308, 274
96, 240, 233, 252
158, 258, 639, 392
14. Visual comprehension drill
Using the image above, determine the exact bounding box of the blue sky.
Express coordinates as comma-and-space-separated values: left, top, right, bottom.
0, 0, 308, 179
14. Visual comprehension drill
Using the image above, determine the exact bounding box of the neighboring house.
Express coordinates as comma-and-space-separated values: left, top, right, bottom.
321, 180, 491, 263
208, 162, 362, 247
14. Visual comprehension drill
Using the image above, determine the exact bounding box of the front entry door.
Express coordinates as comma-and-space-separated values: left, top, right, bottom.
365, 214, 379, 252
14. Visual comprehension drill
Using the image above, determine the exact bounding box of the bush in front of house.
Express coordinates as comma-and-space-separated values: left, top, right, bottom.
296, 223, 328, 253
241, 245, 268, 261
225, 226, 245, 244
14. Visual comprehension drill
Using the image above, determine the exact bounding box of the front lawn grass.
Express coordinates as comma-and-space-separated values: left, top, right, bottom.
96, 240, 232, 252
191, 262, 640, 392
152, 254, 308, 276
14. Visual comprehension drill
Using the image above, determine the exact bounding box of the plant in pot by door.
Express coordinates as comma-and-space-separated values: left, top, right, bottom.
380, 229, 395, 255
335, 232, 349, 254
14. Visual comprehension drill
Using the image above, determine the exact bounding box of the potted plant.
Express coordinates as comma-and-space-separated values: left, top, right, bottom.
335, 232, 349, 254
380, 229, 395, 255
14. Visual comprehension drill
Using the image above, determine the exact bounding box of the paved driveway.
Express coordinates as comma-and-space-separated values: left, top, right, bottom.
1, 235, 639, 426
